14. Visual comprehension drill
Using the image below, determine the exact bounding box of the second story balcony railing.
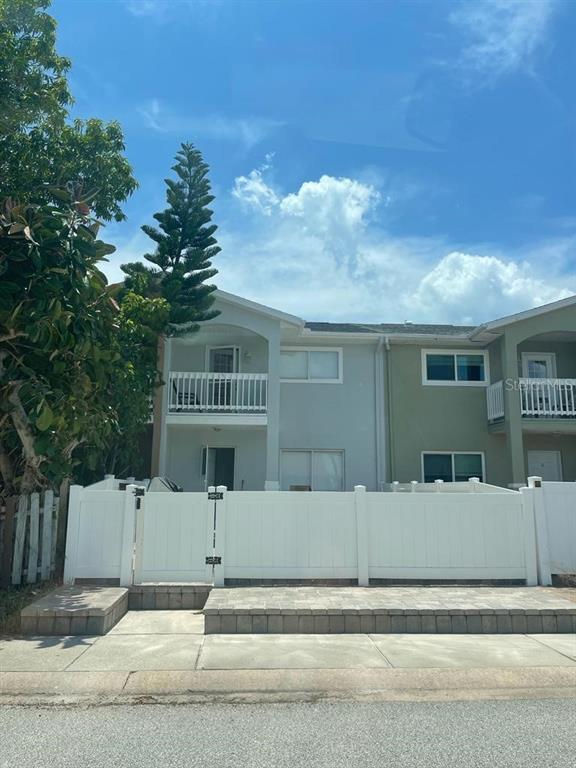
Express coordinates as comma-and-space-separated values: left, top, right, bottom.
168, 371, 268, 414
487, 378, 576, 421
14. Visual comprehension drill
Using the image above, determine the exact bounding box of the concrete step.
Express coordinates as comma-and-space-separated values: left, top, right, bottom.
203, 586, 576, 634
128, 583, 211, 610
20, 586, 128, 635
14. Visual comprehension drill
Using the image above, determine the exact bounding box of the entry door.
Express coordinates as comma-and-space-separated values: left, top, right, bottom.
527, 450, 563, 481
213, 447, 235, 490
203, 447, 235, 490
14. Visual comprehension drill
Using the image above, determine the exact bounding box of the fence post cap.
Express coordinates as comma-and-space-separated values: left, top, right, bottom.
354, 485, 366, 492
469, 477, 480, 483
216, 485, 227, 493
527, 476, 543, 488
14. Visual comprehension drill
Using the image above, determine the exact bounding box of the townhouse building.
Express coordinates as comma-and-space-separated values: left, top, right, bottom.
150, 291, 576, 490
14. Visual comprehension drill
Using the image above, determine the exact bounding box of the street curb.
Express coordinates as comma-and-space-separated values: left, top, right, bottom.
3, 667, 576, 706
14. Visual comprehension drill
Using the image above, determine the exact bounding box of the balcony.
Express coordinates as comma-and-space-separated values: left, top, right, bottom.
168, 372, 268, 424
487, 379, 576, 423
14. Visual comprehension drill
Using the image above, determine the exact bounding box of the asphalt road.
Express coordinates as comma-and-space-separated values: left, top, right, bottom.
2, 699, 576, 767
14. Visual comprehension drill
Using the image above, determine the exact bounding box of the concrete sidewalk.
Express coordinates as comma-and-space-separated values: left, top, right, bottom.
2, 611, 576, 705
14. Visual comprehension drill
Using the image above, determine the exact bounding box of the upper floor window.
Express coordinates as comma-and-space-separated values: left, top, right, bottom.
280, 348, 342, 383
422, 350, 488, 386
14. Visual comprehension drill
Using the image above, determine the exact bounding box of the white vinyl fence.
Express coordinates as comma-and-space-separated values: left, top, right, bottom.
532, 480, 576, 584
64, 479, 543, 586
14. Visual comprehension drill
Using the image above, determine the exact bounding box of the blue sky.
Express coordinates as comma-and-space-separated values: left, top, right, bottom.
52, 0, 576, 323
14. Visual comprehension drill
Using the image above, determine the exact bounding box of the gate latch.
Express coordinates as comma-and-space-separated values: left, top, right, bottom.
208, 491, 224, 501
205, 556, 222, 565
134, 486, 145, 509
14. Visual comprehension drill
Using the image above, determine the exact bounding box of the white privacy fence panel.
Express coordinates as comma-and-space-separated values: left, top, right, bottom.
366, 492, 529, 580
222, 491, 358, 580
134, 493, 213, 583
537, 482, 576, 581
65, 481, 553, 586
64, 488, 128, 583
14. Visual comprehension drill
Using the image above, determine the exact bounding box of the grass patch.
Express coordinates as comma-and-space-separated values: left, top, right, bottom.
0, 581, 59, 634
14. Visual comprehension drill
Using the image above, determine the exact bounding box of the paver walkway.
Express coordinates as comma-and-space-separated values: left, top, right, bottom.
205, 587, 576, 612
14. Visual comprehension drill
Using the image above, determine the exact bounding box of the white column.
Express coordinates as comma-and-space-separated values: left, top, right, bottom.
519, 484, 539, 587
264, 332, 281, 490
119, 485, 138, 586
527, 475, 552, 585
213, 485, 227, 586
158, 337, 172, 476
354, 485, 369, 587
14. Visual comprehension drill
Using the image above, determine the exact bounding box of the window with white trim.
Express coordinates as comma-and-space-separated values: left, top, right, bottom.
280, 348, 342, 382
280, 450, 344, 490
422, 350, 488, 385
422, 452, 485, 483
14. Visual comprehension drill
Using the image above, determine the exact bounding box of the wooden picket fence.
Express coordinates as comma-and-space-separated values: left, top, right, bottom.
0, 492, 59, 586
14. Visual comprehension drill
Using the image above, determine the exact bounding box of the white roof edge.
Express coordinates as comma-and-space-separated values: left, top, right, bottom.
470, 294, 576, 338
215, 289, 304, 327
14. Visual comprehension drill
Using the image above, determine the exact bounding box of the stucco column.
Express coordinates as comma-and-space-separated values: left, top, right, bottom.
150, 336, 165, 476
158, 336, 172, 477
502, 334, 525, 486
264, 330, 281, 490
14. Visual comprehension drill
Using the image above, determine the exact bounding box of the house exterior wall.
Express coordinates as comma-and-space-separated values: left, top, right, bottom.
523, 434, 576, 482
155, 292, 576, 491
165, 426, 267, 491
279, 342, 380, 490
386, 344, 511, 486
515, 340, 576, 377
171, 334, 269, 373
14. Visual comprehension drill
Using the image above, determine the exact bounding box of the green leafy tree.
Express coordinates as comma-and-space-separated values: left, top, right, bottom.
122, 142, 220, 333
0, 196, 120, 497
0, 0, 137, 219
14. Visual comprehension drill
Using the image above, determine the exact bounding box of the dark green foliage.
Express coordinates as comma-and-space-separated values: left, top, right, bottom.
0, 0, 137, 220
122, 142, 220, 334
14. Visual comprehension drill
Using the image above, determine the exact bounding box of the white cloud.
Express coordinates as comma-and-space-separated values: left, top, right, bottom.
232, 169, 279, 216
410, 251, 572, 324
214, 164, 574, 323
99, 163, 575, 325
450, 0, 558, 81
139, 99, 280, 148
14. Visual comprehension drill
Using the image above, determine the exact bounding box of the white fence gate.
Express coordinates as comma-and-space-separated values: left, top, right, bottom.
64, 478, 571, 587
134, 493, 213, 583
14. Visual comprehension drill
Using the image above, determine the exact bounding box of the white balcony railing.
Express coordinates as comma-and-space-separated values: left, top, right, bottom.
168, 372, 267, 413
487, 378, 576, 421
487, 380, 505, 421
520, 378, 576, 418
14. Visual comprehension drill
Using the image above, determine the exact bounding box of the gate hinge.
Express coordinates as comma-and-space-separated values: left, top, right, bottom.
208, 491, 224, 501
205, 556, 222, 565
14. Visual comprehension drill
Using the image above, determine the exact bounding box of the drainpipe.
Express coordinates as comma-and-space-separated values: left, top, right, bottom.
374, 336, 387, 491
384, 336, 395, 485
